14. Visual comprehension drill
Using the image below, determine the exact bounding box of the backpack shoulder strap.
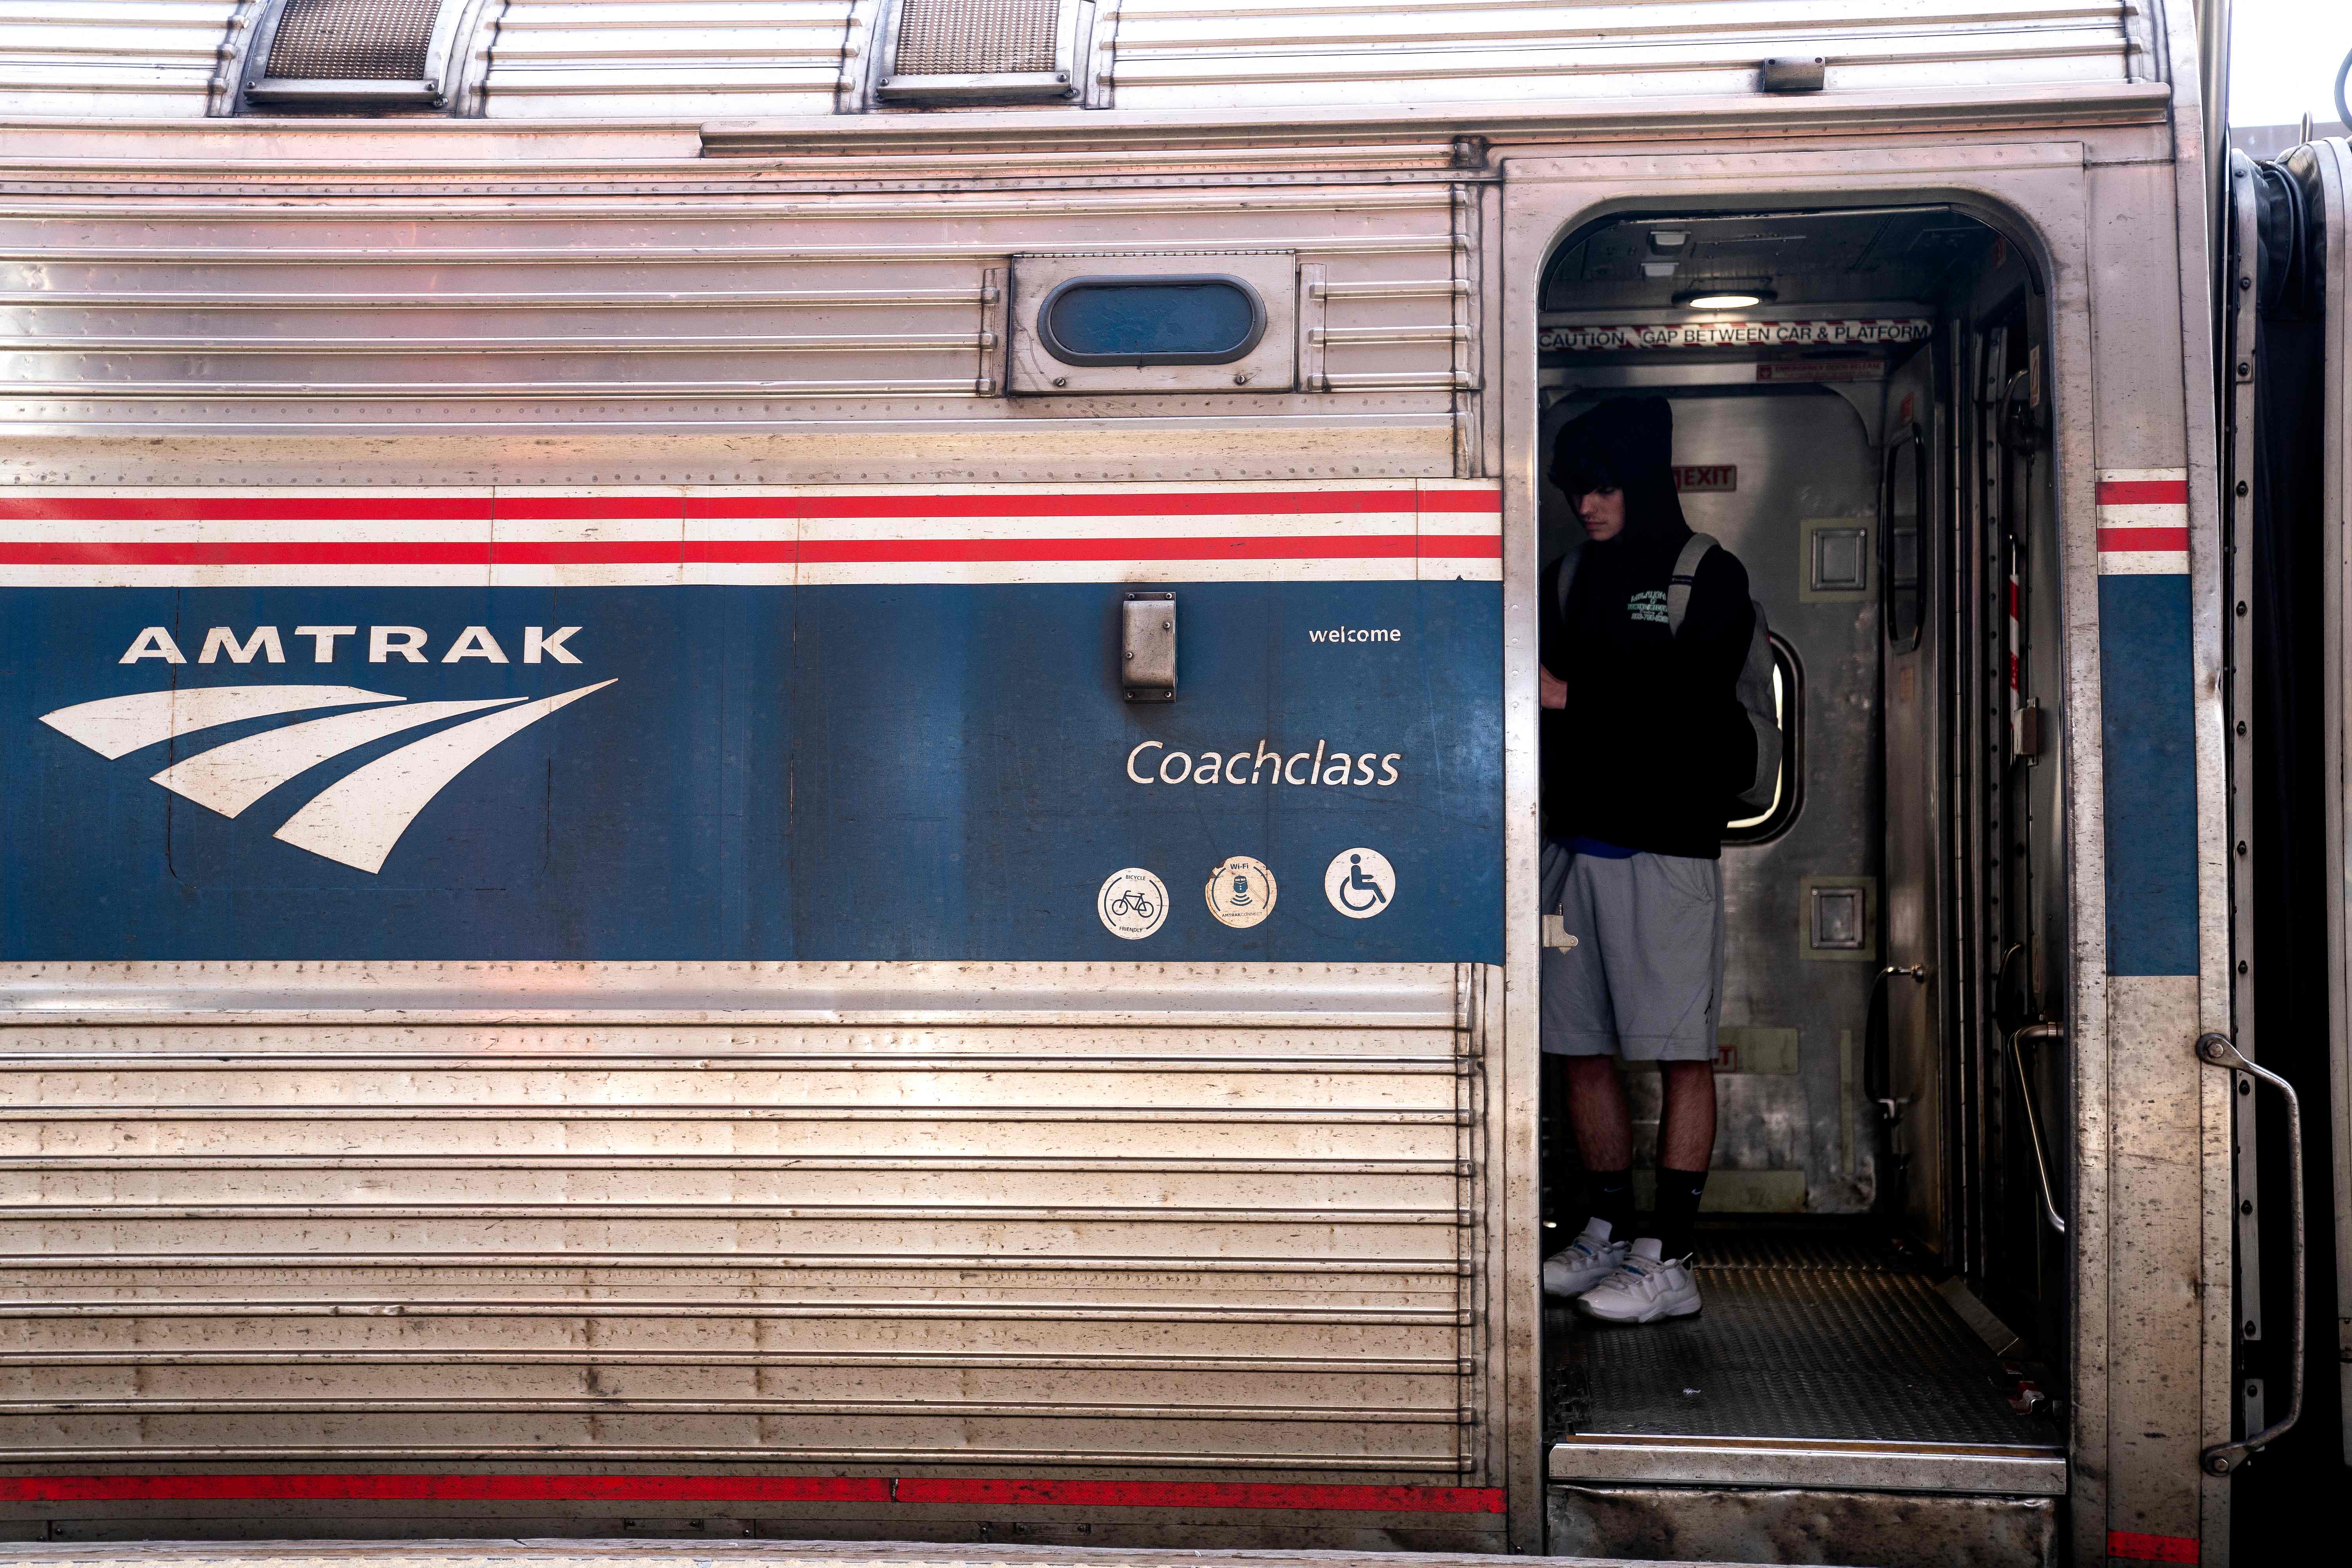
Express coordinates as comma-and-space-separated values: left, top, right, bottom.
1665, 532, 1717, 635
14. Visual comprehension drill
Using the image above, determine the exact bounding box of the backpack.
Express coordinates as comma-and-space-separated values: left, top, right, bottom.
1555, 532, 1781, 813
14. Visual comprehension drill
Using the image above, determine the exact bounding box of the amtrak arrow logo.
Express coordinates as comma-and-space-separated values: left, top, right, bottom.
37, 681, 615, 874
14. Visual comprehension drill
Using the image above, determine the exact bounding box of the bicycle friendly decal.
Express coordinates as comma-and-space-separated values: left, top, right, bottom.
1097, 868, 1170, 940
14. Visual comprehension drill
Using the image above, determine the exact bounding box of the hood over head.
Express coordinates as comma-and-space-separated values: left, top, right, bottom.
1550, 394, 1689, 548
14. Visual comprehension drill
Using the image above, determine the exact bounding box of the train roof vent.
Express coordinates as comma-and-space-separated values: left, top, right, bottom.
877, 0, 1079, 105
241, 0, 468, 112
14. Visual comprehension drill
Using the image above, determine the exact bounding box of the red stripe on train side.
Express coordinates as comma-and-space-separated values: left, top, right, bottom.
0, 542, 494, 566
0, 1475, 887, 1504
894, 1479, 1508, 1513
2094, 480, 2190, 506
795, 491, 1425, 519
0, 1475, 1504, 1514
0, 536, 1505, 568
2106, 1529, 2200, 1563
0, 490, 1497, 526
1416, 490, 1506, 513
795, 536, 1424, 563
2095, 527, 2192, 553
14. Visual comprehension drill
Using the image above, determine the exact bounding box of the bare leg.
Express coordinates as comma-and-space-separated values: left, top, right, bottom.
1658, 1060, 1717, 1171
1564, 1055, 1633, 1171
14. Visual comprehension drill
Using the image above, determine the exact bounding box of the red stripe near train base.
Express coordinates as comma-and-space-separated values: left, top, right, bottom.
894, 1479, 1506, 1513
2106, 1529, 2200, 1563
0, 1474, 1506, 1515
0, 1475, 886, 1504
2094, 480, 2190, 506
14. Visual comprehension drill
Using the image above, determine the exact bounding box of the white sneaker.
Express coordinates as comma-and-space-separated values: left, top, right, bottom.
1542, 1223, 1629, 1298
1574, 1237, 1702, 1323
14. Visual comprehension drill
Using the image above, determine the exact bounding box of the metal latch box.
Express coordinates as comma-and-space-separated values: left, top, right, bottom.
1123, 592, 1176, 701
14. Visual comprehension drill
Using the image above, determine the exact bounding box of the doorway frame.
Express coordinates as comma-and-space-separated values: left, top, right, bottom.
1493, 139, 2232, 1564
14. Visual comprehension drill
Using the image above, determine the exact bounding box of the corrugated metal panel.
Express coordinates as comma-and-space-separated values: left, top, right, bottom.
0, 2, 240, 119
0, 0, 2140, 123
0, 185, 1467, 439
478, 0, 858, 121
0, 962, 1485, 1481
1102, 0, 2138, 111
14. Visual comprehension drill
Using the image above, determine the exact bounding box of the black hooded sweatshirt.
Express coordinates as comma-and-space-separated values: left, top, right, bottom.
1539, 396, 1757, 859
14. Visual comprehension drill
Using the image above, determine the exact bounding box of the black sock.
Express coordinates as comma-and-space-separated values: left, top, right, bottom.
1651, 1166, 1708, 1258
1582, 1169, 1633, 1240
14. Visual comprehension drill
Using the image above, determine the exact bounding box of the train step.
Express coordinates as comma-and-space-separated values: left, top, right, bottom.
1547, 1222, 2064, 1565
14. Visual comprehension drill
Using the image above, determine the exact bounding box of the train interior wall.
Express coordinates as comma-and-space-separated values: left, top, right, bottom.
1535, 207, 2075, 1567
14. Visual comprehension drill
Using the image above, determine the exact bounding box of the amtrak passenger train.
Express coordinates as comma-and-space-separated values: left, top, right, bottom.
0, 3, 2343, 1566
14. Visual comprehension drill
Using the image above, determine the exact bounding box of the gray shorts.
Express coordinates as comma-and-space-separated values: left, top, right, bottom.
1539, 839, 1724, 1062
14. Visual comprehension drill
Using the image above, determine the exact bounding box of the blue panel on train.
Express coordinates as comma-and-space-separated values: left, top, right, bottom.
0, 584, 1502, 962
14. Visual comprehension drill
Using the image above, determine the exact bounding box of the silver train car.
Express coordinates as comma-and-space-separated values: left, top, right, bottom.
0, 2, 2341, 1564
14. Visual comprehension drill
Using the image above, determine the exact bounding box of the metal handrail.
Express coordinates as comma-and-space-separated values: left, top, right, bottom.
2197, 1032, 2305, 1475
2008, 1021, 2066, 1236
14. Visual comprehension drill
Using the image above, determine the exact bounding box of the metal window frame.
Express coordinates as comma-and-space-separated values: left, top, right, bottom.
1035, 274, 1268, 368
239, 0, 467, 112
1007, 250, 1298, 396
874, 0, 1081, 105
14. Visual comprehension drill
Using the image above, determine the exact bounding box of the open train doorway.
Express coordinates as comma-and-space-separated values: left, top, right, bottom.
1533, 204, 2073, 1563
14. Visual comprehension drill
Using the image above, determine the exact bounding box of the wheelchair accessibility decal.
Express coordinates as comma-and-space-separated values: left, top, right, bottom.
1325, 848, 1395, 920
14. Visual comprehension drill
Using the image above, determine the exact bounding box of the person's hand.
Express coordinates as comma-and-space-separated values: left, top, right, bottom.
1540, 664, 1567, 709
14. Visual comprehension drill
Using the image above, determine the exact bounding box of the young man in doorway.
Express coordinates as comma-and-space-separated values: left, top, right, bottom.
1537, 395, 1757, 1323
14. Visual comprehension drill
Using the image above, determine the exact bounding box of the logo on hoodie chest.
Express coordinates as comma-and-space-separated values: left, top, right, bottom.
1627, 589, 1670, 627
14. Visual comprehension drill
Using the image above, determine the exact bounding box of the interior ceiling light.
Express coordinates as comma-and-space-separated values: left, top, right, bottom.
1675, 286, 1777, 310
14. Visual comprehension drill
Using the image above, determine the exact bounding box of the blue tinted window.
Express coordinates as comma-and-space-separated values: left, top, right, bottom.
1038, 276, 1265, 365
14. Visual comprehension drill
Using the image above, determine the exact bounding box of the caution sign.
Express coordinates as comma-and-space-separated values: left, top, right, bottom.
1541, 318, 1931, 352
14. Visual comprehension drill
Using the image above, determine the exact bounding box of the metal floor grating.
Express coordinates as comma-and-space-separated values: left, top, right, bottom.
1547, 1225, 2058, 1448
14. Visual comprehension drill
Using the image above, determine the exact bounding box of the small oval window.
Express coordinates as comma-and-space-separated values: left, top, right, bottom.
1037, 276, 1267, 366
